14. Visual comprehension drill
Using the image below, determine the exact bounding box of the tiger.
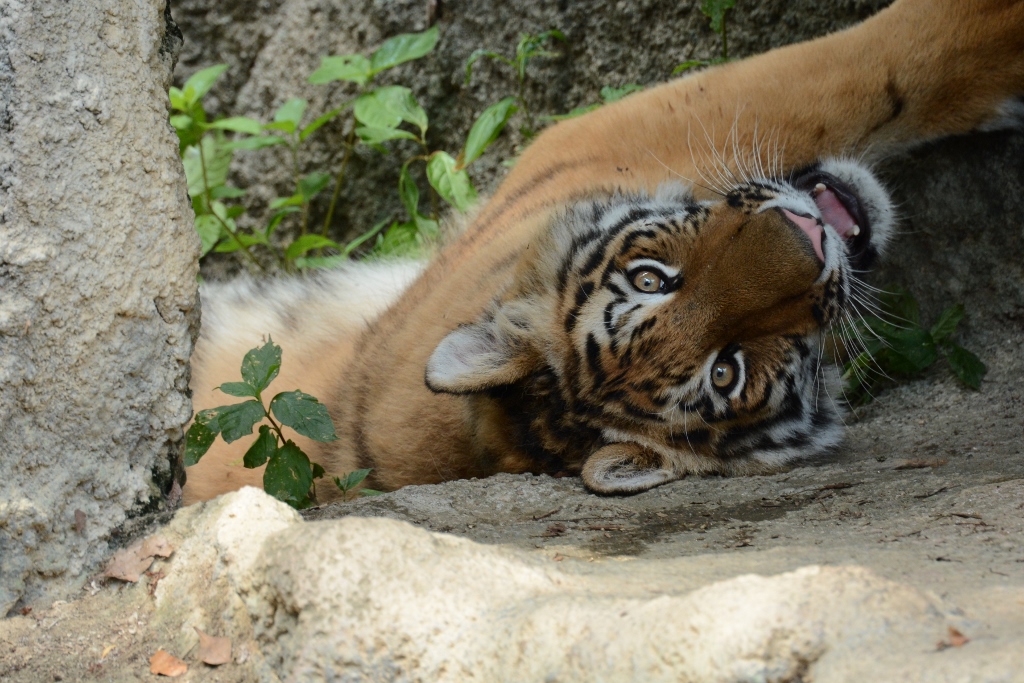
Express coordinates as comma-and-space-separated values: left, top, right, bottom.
182, 0, 1024, 505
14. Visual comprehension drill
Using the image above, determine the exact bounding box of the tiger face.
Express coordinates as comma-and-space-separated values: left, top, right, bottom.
426, 158, 894, 494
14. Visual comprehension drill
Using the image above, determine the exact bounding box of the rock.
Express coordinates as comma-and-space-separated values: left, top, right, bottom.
0, 0, 198, 614
137, 487, 1013, 681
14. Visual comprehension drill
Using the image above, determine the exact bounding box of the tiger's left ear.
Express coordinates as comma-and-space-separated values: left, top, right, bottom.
425, 316, 538, 394
582, 442, 680, 494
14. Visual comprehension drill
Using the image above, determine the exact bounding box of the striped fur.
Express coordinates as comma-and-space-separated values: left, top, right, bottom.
184, 0, 1024, 503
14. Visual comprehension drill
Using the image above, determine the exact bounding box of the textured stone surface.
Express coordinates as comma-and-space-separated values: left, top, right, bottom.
0, 0, 198, 614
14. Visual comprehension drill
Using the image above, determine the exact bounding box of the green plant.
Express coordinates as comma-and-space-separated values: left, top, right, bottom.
170, 67, 349, 271
333, 468, 383, 501
183, 338, 339, 508
170, 28, 455, 269
673, 0, 736, 75
171, 26, 532, 269
465, 30, 566, 138
840, 288, 987, 405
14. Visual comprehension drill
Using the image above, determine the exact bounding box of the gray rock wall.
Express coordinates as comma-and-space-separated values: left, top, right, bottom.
0, 0, 198, 614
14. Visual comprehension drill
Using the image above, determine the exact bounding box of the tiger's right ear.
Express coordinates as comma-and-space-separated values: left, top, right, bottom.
425, 317, 538, 394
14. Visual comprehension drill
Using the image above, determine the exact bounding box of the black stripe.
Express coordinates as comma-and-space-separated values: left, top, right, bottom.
585, 333, 606, 390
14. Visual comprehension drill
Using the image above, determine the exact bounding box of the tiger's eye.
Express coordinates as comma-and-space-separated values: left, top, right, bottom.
632, 270, 663, 293
711, 361, 735, 388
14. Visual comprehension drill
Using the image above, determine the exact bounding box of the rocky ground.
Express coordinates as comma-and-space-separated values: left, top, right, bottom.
2, 328, 1021, 681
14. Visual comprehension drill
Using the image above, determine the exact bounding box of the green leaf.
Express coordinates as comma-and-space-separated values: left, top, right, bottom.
341, 219, 391, 258
945, 344, 987, 390
274, 98, 308, 130
308, 54, 373, 86
354, 86, 427, 134
459, 97, 518, 169
194, 214, 223, 256
270, 390, 339, 442
413, 213, 439, 238
426, 152, 478, 211
285, 234, 341, 260
218, 381, 256, 398
359, 488, 385, 497
169, 87, 187, 111
169, 114, 194, 130
263, 441, 313, 507
208, 116, 264, 135
311, 462, 326, 480
241, 339, 282, 393
369, 26, 439, 75
270, 194, 304, 210
183, 420, 217, 467
267, 207, 301, 235
300, 106, 347, 142
398, 163, 419, 218
182, 136, 233, 197
299, 172, 333, 200
355, 126, 419, 145
182, 64, 229, 107
930, 304, 965, 342
368, 221, 422, 258
333, 468, 372, 492
210, 185, 247, 200
701, 0, 736, 34
600, 84, 643, 103
215, 400, 266, 444
672, 59, 710, 76
878, 327, 938, 376
228, 135, 287, 151
243, 425, 277, 469
213, 231, 267, 253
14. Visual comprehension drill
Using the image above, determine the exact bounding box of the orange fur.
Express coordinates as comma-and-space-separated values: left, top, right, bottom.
184, 0, 1024, 504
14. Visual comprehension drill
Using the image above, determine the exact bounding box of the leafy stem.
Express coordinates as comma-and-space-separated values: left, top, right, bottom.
197, 138, 265, 272
321, 121, 358, 237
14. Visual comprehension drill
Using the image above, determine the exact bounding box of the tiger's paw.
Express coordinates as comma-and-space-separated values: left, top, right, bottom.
581, 443, 680, 495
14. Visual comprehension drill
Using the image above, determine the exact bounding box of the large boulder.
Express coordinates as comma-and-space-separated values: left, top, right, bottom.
97, 488, 1024, 680
0, 0, 198, 614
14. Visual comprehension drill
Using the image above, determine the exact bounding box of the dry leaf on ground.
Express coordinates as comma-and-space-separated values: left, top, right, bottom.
141, 535, 174, 558
937, 626, 970, 650
195, 627, 232, 666
149, 649, 188, 676
103, 535, 175, 582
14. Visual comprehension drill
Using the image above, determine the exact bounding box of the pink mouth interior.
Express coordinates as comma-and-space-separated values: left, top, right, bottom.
783, 187, 858, 263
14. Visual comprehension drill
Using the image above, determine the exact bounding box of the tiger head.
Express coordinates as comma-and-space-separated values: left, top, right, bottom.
426, 158, 894, 494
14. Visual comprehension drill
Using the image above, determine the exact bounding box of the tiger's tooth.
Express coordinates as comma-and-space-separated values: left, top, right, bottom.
851, 225, 861, 236
813, 183, 827, 195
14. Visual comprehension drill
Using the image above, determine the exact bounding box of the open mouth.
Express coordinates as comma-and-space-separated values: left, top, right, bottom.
790, 169, 874, 270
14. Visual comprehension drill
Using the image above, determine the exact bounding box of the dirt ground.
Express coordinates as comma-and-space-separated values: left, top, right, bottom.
2, 324, 1022, 681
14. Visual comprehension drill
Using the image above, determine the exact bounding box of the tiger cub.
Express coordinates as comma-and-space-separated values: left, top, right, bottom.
183, 0, 1024, 504
424, 159, 893, 492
